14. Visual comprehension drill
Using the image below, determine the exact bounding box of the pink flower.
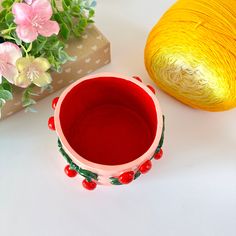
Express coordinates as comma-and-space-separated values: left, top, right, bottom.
0, 42, 22, 84
12, 0, 60, 43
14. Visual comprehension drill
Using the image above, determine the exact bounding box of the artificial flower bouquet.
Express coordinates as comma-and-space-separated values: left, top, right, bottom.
0, 0, 97, 114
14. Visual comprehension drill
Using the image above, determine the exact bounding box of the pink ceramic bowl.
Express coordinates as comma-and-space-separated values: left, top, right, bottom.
48, 73, 165, 190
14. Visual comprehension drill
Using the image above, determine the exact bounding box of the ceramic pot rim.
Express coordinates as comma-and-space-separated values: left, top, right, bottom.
54, 73, 163, 175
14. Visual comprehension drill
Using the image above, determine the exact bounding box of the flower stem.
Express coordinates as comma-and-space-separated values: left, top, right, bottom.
1, 35, 15, 40
21, 44, 29, 57
51, 0, 59, 13
1, 27, 16, 35
26, 43, 32, 53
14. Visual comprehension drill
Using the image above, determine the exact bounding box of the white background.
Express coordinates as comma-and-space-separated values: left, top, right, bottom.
1, 0, 236, 235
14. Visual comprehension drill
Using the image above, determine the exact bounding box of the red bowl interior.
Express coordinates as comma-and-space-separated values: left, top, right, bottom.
59, 77, 157, 165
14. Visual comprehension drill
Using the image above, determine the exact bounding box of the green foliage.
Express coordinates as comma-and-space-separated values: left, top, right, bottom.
1, 0, 14, 9
22, 85, 37, 108
0, 0, 96, 112
58, 139, 98, 182
32, 35, 76, 72
0, 79, 13, 111
0, 86, 12, 100
52, 0, 96, 39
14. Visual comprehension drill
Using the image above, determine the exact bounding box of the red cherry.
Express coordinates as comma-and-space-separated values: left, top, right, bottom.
139, 160, 152, 174
147, 85, 156, 94
52, 97, 59, 110
82, 179, 97, 190
154, 149, 163, 160
64, 165, 77, 177
118, 171, 134, 184
132, 76, 142, 82
48, 116, 55, 131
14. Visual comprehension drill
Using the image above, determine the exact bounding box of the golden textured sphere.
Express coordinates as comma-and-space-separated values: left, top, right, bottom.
145, 0, 236, 111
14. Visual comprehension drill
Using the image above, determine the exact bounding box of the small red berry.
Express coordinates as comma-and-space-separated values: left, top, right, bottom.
52, 97, 59, 110
132, 76, 142, 82
82, 179, 97, 190
139, 160, 152, 174
118, 171, 134, 184
154, 149, 163, 160
147, 85, 156, 94
64, 165, 77, 177
48, 116, 55, 131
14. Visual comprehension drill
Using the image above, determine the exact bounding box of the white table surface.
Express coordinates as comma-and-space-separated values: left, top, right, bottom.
1, 1, 236, 235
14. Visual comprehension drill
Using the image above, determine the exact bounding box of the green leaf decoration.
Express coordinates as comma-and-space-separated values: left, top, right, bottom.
154, 115, 165, 155
58, 139, 74, 165
110, 170, 141, 185
79, 168, 98, 181
110, 177, 122, 185
134, 171, 141, 180
57, 139, 98, 181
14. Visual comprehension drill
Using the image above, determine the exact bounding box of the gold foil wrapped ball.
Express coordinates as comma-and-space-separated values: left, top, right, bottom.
145, 0, 236, 111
